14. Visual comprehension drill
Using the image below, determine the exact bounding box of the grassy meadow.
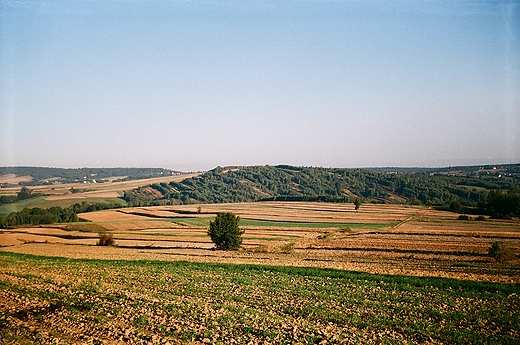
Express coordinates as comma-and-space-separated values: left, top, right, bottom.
1, 252, 519, 345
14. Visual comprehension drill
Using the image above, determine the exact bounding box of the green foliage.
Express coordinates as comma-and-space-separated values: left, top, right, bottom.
484, 188, 520, 218
0, 195, 17, 204
122, 190, 155, 207
354, 197, 361, 210
208, 212, 244, 250
16, 186, 33, 200
0, 207, 77, 227
450, 200, 463, 213
124, 165, 519, 209
0, 201, 119, 228
457, 214, 469, 220
0, 186, 38, 205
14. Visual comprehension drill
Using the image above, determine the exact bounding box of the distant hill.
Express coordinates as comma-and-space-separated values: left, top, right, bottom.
0, 167, 180, 186
1, 164, 519, 223
122, 164, 520, 209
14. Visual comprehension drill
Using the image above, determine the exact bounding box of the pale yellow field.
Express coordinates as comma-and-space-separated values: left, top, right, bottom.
0, 172, 200, 201
132, 202, 423, 223
0, 174, 33, 185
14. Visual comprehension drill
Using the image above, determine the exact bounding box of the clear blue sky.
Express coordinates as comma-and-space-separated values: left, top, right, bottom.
1, 0, 519, 171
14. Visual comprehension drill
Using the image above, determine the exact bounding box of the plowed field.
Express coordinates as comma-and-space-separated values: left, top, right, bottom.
1, 202, 519, 283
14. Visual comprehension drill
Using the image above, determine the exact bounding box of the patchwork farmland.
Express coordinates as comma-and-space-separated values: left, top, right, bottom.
1, 202, 519, 283
1, 170, 519, 344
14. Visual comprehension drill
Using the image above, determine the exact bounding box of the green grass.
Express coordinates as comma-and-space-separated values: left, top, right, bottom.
0, 196, 48, 216
0, 252, 518, 344
170, 217, 394, 230
0, 197, 126, 216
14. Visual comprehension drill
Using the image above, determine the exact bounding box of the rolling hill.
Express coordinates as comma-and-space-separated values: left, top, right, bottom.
123, 164, 520, 210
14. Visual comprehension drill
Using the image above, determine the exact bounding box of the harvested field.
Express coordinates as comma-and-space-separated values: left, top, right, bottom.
1, 202, 519, 283
0, 172, 200, 209
0, 174, 33, 185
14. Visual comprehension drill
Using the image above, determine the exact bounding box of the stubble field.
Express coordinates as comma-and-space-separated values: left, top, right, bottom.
1, 202, 519, 344
1, 202, 519, 282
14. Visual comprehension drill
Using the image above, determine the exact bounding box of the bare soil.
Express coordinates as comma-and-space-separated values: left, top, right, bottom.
1, 202, 519, 283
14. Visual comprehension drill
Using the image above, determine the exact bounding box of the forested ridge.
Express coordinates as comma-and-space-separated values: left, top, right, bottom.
0, 167, 177, 186
123, 165, 520, 217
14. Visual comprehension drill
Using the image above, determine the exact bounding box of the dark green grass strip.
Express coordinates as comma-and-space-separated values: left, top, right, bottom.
1, 252, 518, 294
169, 217, 393, 229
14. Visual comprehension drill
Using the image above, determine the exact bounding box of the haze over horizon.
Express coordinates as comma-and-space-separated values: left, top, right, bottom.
1, 0, 519, 172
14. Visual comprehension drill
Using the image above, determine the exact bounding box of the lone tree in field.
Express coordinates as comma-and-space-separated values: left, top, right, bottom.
354, 197, 361, 211
208, 212, 244, 250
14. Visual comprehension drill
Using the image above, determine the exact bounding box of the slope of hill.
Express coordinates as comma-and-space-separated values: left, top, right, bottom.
123, 164, 520, 210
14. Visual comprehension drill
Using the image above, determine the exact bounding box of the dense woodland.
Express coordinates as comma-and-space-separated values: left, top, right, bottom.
123, 164, 520, 218
0, 167, 177, 186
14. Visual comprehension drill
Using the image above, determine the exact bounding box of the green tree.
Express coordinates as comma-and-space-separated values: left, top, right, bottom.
450, 200, 462, 213
17, 186, 33, 200
354, 197, 361, 210
208, 212, 244, 250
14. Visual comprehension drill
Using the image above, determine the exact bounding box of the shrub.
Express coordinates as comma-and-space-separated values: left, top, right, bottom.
354, 198, 361, 210
97, 233, 115, 246
488, 242, 515, 263
249, 243, 294, 254
450, 200, 462, 213
476, 215, 486, 221
457, 215, 469, 220
208, 212, 244, 250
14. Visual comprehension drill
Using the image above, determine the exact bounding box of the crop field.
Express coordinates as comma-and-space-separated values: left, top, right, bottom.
1, 202, 519, 283
1, 202, 519, 344
1, 252, 519, 344
0, 173, 200, 216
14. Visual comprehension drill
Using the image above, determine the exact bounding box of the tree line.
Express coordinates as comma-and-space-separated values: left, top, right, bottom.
0, 201, 119, 228
484, 188, 520, 219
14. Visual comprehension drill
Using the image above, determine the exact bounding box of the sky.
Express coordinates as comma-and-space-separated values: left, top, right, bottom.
1, 0, 519, 172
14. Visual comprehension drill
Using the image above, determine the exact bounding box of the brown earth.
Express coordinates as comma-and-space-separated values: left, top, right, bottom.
1, 202, 519, 283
